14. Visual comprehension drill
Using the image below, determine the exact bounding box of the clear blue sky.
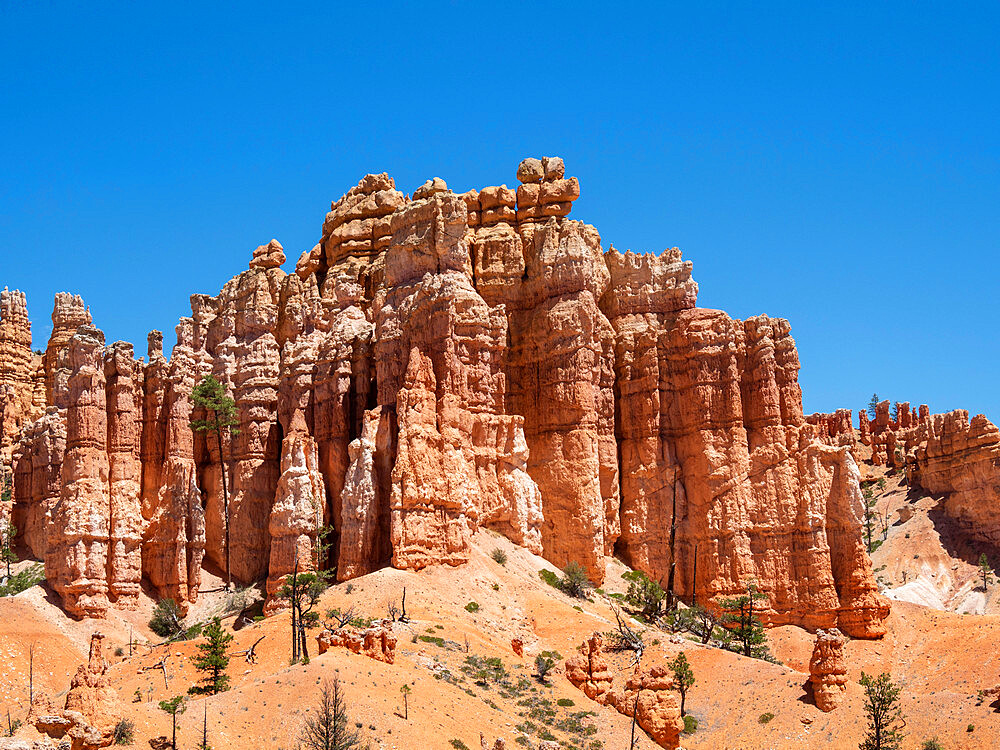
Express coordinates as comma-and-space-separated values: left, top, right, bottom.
2, 2, 997, 421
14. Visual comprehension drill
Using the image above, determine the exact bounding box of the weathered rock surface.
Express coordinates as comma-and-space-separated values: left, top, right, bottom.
901, 410, 1000, 547
565, 633, 684, 749
0, 288, 40, 460
33, 633, 124, 749
316, 618, 397, 663
809, 628, 848, 711
4, 158, 887, 639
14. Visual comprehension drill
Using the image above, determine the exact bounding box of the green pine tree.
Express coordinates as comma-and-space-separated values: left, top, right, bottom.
158, 695, 187, 750
717, 582, 771, 660
190, 375, 240, 591
979, 553, 994, 592
667, 651, 695, 716
1, 520, 18, 580
859, 672, 904, 750
191, 617, 233, 695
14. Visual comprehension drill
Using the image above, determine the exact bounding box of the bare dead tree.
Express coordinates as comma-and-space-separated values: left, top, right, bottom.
233, 635, 266, 665
327, 607, 356, 629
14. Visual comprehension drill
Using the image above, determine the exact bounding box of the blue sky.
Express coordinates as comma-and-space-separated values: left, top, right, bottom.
1, 2, 997, 420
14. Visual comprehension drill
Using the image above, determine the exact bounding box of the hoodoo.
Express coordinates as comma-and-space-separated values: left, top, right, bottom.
0, 158, 889, 637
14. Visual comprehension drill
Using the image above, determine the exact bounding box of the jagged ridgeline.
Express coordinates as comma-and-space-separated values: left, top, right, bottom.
0, 157, 890, 636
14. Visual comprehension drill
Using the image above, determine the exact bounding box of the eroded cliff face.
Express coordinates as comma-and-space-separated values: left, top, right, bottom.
0, 158, 888, 638
900, 409, 1000, 547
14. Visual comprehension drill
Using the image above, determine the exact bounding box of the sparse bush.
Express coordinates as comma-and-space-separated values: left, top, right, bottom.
450, 740, 471, 750
967, 724, 974, 732
683, 715, 698, 734
561, 562, 591, 599
491, 582, 500, 592
465, 601, 480, 613
758, 712, 774, 724
0, 562, 45, 597
114, 646, 124, 657
149, 598, 184, 638
622, 570, 666, 619
920, 740, 943, 750
534, 653, 555, 683
113, 718, 135, 745
539, 569, 561, 589
490, 548, 508, 566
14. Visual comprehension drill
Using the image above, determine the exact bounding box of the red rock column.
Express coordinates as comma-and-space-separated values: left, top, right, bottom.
104, 342, 142, 608
48, 325, 111, 618
0, 288, 36, 460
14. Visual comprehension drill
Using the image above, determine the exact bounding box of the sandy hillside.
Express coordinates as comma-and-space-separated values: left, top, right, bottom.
3, 527, 1000, 749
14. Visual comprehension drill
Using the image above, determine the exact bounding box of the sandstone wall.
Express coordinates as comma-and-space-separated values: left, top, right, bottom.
900, 409, 1000, 547
4, 158, 888, 638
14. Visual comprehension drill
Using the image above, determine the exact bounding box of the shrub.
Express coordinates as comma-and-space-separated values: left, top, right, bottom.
535, 653, 555, 683
967, 724, 974, 732
112, 718, 135, 745
758, 712, 774, 724
490, 548, 508, 566
539, 569, 561, 589
450, 740, 471, 750
920, 740, 943, 750
114, 647, 124, 657
622, 570, 666, 619
561, 562, 591, 599
557, 698, 574, 707
149, 598, 184, 638
0, 563, 45, 597
683, 715, 698, 734
465, 601, 480, 613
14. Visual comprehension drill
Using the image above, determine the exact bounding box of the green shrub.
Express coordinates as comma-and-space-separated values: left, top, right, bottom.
758, 712, 774, 724
149, 598, 184, 638
465, 601, 480, 613
450, 740, 471, 750
561, 562, 591, 599
683, 715, 698, 734
0, 563, 45, 597
920, 740, 944, 750
967, 724, 974, 732
113, 718, 135, 745
539, 569, 561, 589
490, 548, 508, 566
557, 698, 575, 707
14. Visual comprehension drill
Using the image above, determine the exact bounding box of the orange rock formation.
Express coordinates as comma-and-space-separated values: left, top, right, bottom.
1, 158, 888, 638
565, 633, 684, 749
809, 628, 848, 711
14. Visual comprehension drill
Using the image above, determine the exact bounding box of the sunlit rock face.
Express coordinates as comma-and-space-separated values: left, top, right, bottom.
2, 159, 887, 638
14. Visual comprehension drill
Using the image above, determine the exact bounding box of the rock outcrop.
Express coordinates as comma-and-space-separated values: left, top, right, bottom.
901, 410, 1000, 547
809, 628, 848, 711
565, 633, 684, 749
32, 633, 125, 749
0, 288, 40, 461
316, 618, 397, 663
4, 158, 888, 638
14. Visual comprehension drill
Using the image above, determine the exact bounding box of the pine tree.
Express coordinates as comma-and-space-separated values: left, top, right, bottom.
191, 617, 233, 695
299, 677, 364, 750
667, 651, 695, 716
158, 695, 187, 750
859, 672, 904, 750
717, 582, 770, 660
868, 394, 880, 420
979, 553, 994, 592
1, 520, 17, 580
190, 375, 239, 591
276, 561, 330, 664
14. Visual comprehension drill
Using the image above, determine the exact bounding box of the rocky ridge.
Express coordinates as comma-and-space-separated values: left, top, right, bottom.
0, 158, 888, 639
